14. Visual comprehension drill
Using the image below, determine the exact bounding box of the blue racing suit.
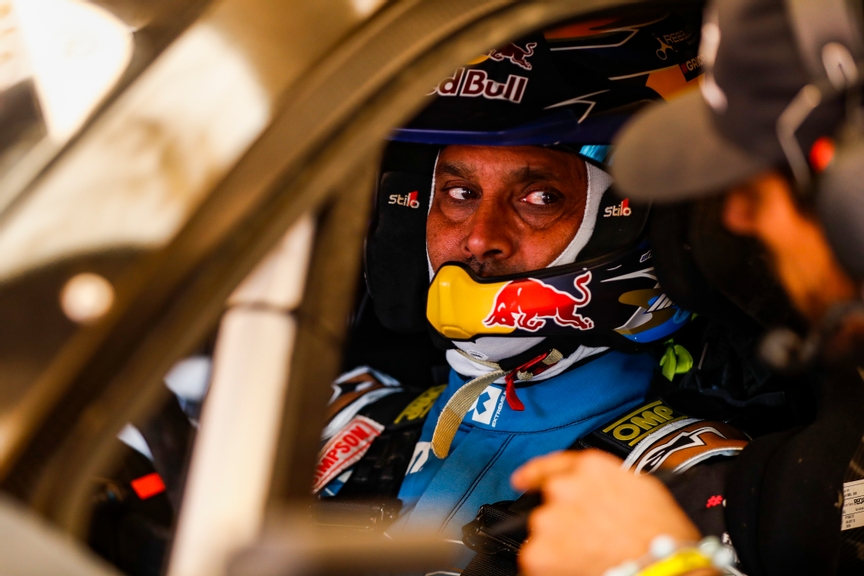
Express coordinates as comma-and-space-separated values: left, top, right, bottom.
390, 350, 656, 566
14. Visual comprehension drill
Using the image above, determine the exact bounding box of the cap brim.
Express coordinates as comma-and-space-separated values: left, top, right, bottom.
612, 90, 769, 202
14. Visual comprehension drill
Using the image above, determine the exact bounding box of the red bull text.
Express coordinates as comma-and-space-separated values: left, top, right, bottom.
431, 68, 529, 104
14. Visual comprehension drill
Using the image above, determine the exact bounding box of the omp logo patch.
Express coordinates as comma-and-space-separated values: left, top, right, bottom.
469, 385, 502, 425
313, 415, 383, 493
602, 400, 683, 447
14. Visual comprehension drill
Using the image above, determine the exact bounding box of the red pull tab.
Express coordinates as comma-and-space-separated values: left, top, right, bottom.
504, 377, 525, 411
503, 350, 562, 412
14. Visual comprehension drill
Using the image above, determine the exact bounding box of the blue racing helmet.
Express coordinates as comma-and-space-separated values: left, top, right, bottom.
366, 10, 704, 352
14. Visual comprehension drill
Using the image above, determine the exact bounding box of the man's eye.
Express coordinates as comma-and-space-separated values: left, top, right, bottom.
446, 187, 476, 201
523, 190, 559, 206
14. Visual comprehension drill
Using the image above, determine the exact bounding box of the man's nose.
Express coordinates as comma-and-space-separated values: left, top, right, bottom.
464, 200, 515, 263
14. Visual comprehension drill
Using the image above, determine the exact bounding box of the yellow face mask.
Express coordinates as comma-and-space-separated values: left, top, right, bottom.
427, 263, 594, 341
426, 246, 691, 349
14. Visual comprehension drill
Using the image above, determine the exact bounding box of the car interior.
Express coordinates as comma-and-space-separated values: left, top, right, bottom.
1, 1, 823, 575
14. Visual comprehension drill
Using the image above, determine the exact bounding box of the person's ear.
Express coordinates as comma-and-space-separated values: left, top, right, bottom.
722, 183, 761, 236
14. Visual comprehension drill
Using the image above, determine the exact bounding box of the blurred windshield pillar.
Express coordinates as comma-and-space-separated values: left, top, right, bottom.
168, 216, 315, 576
12, 0, 132, 141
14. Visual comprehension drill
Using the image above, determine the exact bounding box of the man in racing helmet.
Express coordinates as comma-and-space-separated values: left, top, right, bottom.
317, 12, 787, 572
507, 1, 864, 575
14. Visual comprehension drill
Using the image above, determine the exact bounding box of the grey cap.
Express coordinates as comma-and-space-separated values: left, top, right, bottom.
612, 0, 845, 201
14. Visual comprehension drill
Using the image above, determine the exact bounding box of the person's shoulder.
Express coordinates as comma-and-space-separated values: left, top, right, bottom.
579, 396, 748, 540
315, 366, 448, 500
321, 366, 401, 439
578, 396, 750, 475
323, 366, 448, 438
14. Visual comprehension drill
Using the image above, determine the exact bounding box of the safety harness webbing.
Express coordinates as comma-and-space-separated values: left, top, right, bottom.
430, 349, 564, 458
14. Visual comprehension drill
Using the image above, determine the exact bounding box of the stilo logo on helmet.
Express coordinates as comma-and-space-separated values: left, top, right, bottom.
388, 190, 420, 209
603, 198, 632, 217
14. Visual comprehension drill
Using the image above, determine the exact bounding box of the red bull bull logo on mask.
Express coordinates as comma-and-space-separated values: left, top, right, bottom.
484, 272, 594, 332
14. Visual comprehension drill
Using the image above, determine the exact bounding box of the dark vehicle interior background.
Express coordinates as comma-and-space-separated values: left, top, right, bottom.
0, 1, 816, 575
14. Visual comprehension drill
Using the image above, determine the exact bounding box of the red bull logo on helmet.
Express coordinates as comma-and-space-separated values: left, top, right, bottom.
432, 68, 529, 104
484, 272, 594, 332
488, 42, 537, 70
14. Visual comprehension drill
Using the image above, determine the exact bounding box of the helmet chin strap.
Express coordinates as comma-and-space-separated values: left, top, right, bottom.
548, 164, 612, 266
428, 162, 613, 367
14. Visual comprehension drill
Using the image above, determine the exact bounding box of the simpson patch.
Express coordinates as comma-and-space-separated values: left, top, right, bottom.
313, 415, 384, 493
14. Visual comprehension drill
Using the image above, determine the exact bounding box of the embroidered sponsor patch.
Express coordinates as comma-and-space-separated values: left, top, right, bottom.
469, 385, 502, 425
600, 400, 687, 448
313, 415, 383, 493
393, 385, 447, 425
624, 420, 749, 475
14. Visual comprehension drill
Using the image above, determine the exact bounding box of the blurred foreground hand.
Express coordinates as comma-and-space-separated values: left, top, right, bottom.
511, 450, 701, 576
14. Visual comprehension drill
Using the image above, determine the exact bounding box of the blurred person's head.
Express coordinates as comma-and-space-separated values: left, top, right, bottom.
720, 170, 855, 324
612, 0, 864, 337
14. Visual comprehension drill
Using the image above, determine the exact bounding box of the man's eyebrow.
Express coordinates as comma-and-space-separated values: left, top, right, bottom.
513, 166, 561, 180
509, 165, 562, 182
435, 163, 565, 182
435, 161, 475, 179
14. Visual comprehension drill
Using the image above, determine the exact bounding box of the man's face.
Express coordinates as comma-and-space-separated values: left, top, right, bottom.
722, 170, 856, 323
426, 145, 587, 277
